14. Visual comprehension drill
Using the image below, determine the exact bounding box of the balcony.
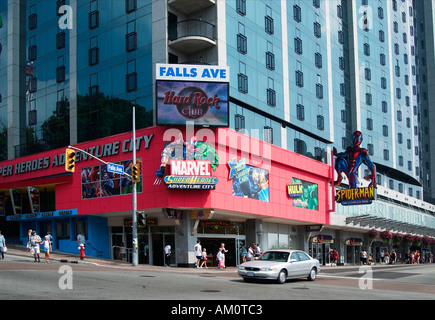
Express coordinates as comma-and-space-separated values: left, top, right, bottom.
168, 19, 216, 54
168, 0, 215, 14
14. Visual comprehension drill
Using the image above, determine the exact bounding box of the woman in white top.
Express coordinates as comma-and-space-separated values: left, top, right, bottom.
200, 248, 208, 268
42, 235, 52, 264
246, 246, 254, 261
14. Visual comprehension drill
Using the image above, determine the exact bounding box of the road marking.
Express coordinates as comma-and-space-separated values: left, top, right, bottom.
318, 274, 385, 281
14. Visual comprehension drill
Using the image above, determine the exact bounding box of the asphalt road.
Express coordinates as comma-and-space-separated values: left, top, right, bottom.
1, 252, 434, 303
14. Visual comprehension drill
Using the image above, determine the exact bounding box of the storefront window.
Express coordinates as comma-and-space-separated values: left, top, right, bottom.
202, 226, 226, 234
75, 220, 87, 236
268, 233, 279, 249
226, 222, 245, 235
197, 222, 245, 235
56, 221, 70, 239
289, 235, 298, 249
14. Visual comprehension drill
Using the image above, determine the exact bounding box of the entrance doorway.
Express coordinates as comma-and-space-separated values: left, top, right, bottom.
152, 233, 175, 266
198, 238, 236, 267
310, 243, 331, 266
346, 245, 362, 265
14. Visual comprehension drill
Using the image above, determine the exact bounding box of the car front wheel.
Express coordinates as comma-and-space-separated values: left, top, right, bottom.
307, 268, 317, 281
277, 270, 287, 284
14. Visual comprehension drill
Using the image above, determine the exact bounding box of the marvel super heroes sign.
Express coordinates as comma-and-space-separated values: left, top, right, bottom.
164, 160, 218, 190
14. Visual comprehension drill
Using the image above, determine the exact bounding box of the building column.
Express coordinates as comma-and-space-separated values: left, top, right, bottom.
246, 219, 263, 248
7, 0, 26, 159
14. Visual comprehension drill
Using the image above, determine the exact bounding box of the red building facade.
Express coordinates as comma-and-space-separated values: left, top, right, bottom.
1, 126, 334, 266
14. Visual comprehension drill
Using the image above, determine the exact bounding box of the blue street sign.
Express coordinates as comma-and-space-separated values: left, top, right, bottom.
107, 163, 124, 175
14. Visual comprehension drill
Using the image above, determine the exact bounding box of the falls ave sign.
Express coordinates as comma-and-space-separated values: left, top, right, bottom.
107, 163, 124, 175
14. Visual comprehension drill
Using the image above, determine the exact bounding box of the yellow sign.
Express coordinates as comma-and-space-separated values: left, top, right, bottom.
287, 182, 303, 197
336, 186, 376, 205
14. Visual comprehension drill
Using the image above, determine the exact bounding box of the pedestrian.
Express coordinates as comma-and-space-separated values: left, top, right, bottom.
254, 243, 262, 258
46, 232, 53, 250
29, 231, 42, 262
164, 243, 171, 267
0, 231, 6, 260
216, 248, 224, 269
368, 253, 373, 265
361, 249, 367, 265
240, 244, 247, 263
27, 229, 33, 251
42, 235, 52, 264
194, 240, 202, 268
384, 251, 390, 264
200, 248, 208, 268
246, 246, 254, 261
381, 250, 385, 264
220, 243, 228, 268
332, 248, 338, 265
120, 242, 127, 261
77, 231, 86, 246
391, 250, 397, 264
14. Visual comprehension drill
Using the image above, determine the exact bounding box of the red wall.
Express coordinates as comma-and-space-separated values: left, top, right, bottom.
0, 127, 333, 225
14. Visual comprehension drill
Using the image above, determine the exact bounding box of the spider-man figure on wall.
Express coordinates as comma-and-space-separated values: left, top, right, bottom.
333, 131, 376, 189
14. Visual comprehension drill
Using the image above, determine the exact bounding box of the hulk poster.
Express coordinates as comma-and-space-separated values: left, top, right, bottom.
289, 178, 318, 211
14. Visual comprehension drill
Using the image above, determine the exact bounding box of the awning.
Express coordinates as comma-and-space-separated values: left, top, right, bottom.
345, 214, 435, 237
6, 208, 77, 221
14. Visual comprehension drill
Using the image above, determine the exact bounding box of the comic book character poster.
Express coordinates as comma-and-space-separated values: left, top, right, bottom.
81, 159, 141, 200
27, 187, 40, 213
290, 178, 318, 211
121, 159, 143, 194
228, 158, 269, 202
9, 189, 22, 215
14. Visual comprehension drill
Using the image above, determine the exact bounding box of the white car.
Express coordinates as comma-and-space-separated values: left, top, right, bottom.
238, 249, 320, 284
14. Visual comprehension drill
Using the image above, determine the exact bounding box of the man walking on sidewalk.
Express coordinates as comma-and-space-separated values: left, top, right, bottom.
0, 231, 6, 260
30, 231, 42, 262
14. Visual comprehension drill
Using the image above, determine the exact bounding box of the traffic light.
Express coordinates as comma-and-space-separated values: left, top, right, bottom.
65, 148, 76, 172
137, 211, 146, 226
131, 163, 141, 183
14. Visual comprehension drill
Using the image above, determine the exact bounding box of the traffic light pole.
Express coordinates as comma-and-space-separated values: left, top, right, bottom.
67, 107, 139, 267
66, 146, 132, 178
132, 104, 138, 266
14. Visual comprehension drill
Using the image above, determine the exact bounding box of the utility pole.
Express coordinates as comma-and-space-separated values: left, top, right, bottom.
67, 104, 139, 266
132, 104, 138, 266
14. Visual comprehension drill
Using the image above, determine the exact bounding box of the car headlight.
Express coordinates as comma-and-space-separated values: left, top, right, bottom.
239, 266, 245, 270
260, 267, 277, 271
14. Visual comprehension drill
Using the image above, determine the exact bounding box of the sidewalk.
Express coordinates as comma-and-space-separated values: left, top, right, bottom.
4, 244, 423, 274
4, 244, 239, 274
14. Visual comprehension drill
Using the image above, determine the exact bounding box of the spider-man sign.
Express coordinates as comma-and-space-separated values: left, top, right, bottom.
334, 131, 377, 189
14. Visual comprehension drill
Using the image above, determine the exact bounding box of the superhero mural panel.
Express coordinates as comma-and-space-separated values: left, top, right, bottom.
228, 158, 269, 202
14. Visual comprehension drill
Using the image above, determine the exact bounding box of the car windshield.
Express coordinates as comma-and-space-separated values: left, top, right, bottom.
258, 251, 289, 262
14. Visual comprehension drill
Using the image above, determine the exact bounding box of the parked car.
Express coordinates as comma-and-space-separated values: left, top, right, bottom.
238, 249, 320, 284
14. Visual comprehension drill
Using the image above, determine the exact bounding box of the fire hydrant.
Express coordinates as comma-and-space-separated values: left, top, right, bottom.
79, 244, 85, 260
